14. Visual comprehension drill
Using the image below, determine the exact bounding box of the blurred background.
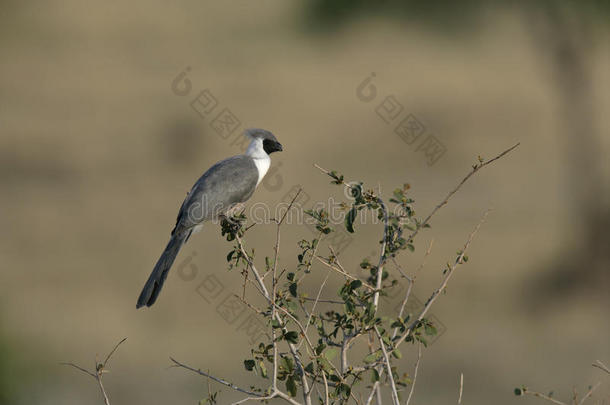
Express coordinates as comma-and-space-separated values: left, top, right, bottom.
1, 1, 609, 404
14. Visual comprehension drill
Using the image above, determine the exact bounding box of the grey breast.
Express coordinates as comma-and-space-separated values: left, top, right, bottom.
173, 155, 258, 233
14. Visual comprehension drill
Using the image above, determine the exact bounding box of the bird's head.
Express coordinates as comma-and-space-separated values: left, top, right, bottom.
244, 128, 283, 155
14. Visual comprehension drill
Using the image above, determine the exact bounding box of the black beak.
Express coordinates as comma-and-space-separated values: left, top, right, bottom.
275, 142, 283, 152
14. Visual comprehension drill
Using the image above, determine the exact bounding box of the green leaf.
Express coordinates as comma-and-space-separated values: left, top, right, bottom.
349, 279, 362, 290
371, 369, 380, 382
289, 282, 298, 297
363, 351, 381, 363
286, 376, 297, 397
338, 383, 351, 398
244, 359, 255, 371
424, 322, 437, 336
284, 331, 299, 344
323, 348, 337, 361
391, 349, 402, 359
259, 360, 268, 378
282, 357, 295, 373
345, 207, 357, 233
315, 343, 326, 356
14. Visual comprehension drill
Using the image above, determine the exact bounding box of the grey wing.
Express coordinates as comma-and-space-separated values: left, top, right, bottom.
173, 155, 258, 233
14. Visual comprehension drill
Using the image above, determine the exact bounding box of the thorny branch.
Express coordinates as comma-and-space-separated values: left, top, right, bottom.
61, 337, 127, 405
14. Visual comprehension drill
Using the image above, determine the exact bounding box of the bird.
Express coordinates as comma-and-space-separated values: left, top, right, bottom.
136, 128, 283, 308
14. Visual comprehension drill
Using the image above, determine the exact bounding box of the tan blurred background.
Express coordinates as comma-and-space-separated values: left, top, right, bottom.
1, 1, 609, 404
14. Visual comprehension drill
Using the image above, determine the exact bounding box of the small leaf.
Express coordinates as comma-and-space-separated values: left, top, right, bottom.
323, 348, 337, 361
349, 279, 362, 290
363, 351, 381, 363
284, 331, 299, 344
259, 361, 268, 378
286, 376, 297, 397
345, 207, 357, 233
289, 282, 298, 297
244, 359, 255, 371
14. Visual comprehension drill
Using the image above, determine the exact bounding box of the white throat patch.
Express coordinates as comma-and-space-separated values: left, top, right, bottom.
246, 137, 271, 185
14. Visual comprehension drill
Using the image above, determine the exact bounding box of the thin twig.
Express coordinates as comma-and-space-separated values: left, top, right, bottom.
299, 270, 331, 352
314, 255, 374, 290
592, 360, 610, 375
322, 372, 329, 405
374, 326, 400, 405
577, 382, 601, 405
392, 239, 434, 340
522, 389, 569, 405
170, 357, 261, 397
458, 372, 464, 404
365, 330, 383, 405
405, 344, 422, 405
405, 143, 519, 245
273, 303, 316, 354
61, 362, 96, 379
61, 337, 127, 405
301, 297, 344, 304
395, 209, 490, 349
102, 338, 127, 369
231, 393, 275, 405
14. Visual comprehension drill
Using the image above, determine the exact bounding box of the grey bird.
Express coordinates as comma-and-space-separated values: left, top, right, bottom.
136, 128, 283, 308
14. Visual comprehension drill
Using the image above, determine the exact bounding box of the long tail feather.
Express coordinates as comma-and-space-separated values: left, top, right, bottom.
136, 232, 187, 308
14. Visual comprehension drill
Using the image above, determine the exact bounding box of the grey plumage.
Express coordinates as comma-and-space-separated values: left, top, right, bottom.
136, 128, 282, 308
174, 155, 259, 230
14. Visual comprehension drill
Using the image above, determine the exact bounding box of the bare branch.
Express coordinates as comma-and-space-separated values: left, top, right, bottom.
170, 357, 261, 397
392, 239, 434, 340
458, 373, 464, 404
61, 338, 127, 405
395, 209, 490, 349
275, 391, 307, 405
577, 382, 601, 405
374, 326, 399, 405
592, 360, 610, 375
314, 255, 374, 290
299, 270, 331, 352
278, 187, 302, 226
101, 337, 127, 369
405, 344, 422, 405
405, 142, 519, 245
60, 362, 96, 379
521, 389, 569, 405
322, 372, 329, 404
